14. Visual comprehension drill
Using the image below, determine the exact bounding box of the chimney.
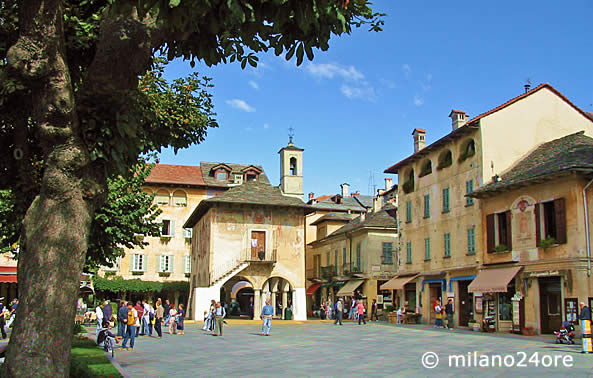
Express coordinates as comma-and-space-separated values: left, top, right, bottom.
385, 178, 393, 191
412, 128, 426, 153
373, 195, 383, 213
308, 192, 314, 200
524, 83, 531, 93
360, 212, 366, 222
340, 183, 349, 197
449, 110, 467, 131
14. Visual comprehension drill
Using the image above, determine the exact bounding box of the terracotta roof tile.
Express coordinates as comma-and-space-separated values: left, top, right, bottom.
145, 164, 205, 186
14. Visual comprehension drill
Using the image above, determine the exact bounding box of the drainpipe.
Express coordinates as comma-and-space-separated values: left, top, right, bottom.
584, 178, 593, 277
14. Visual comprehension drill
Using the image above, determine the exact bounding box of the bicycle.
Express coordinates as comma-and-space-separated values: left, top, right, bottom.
103, 335, 115, 358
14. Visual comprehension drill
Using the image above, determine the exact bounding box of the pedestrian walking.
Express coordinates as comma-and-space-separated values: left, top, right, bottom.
103, 300, 113, 326
117, 301, 128, 336
396, 307, 403, 324
5, 299, 17, 328
370, 299, 378, 321
213, 302, 226, 336
445, 299, 454, 329
349, 298, 357, 320
357, 301, 367, 325
122, 302, 139, 351
163, 299, 171, 327
433, 300, 443, 328
261, 299, 274, 336
327, 299, 333, 320
334, 298, 343, 325
249, 297, 254, 320
142, 300, 151, 336
95, 302, 104, 337
168, 305, 178, 334
203, 299, 216, 331
134, 301, 144, 336
154, 300, 164, 338
177, 304, 185, 335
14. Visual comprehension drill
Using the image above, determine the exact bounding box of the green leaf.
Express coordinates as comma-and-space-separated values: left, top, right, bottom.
296, 43, 304, 66
169, 0, 181, 8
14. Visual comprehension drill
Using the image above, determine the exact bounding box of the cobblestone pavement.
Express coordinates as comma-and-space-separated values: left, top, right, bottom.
112, 321, 593, 377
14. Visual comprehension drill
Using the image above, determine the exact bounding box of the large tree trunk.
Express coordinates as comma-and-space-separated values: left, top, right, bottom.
2, 0, 105, 376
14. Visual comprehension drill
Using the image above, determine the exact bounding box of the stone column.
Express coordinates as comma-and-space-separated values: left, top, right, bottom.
253, 289, 262, 320
271, 291, 277, 316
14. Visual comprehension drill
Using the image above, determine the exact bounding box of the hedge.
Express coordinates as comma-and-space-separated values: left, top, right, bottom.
93, 276, 189, 294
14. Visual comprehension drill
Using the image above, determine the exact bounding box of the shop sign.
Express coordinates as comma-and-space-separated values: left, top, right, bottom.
446, 292, 455, 298
526, 270, 560, 278
473, 292, 483, 297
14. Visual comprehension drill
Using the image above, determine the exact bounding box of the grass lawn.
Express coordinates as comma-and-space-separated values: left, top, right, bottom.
70, 337, 122, 378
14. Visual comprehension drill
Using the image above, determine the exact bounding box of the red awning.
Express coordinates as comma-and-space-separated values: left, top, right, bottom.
306, 283, 322, 296
0, 266, 17, 283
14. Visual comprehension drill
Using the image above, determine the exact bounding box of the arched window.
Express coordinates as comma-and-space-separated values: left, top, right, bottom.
459, 139, 476, 162
419, 160, 432, 177
403, 169, 415, 194
172, 190, 187, 207
289, 157, 297, 176
155, 189, 170, 206
437, 150, 453, 170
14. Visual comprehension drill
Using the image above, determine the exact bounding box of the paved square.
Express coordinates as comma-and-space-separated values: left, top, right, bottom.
113, 322, 593, 377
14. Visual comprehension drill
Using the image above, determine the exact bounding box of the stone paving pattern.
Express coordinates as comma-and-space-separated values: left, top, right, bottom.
106, 321, 593, 377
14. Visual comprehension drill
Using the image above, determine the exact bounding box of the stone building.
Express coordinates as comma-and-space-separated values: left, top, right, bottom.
468, 132, 593, 334
383, 83, 593, 327
308, 204, 398, 313
185, 141, 310, 320
97, 162, 269, 306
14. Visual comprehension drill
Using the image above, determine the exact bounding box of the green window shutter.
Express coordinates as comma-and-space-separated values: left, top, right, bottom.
444, 233, 451, 257
170, 220, 176, 237
466, 180, 474, 206
424, 195, 430, 218
406, 241, 412, 264
159, 255, 164, 272
443, 188, 450, 212
406, 201, 412, 222
424, 238, 431, 260
467, 228, 476, 255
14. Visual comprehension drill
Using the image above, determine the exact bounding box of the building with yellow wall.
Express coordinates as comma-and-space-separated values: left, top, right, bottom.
383, 84, 593, 327
468, 132, 593, 334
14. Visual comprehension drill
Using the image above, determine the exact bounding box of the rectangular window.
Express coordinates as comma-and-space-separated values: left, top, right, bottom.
382, 242, 394, 264
424, 194, 430, 218
161, 219, 175, 237
444, 233, 451, 257
442, 187, 450, 213
183, 256, 191, 274
406, 241, 412, 264
132, 254, 144, 271
465, 180, 474, 206
251, 231, 266, 260
159, 255, 173, 273
536, 199, 567, 245
467, 228, 476, 255
406, 201, 412, 223
424, 238, 431, 261
183, 228, 192, 238
355, 243, 361, 271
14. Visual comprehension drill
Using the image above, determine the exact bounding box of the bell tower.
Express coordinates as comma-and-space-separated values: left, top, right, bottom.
279, 128, 304, 199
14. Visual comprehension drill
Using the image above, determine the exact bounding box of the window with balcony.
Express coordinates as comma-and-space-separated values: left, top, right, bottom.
419, 160, 432, 177
458, 139, 476, 162
437, 150, 453, 170
486, 211, 512, 252
536, 198, 567, 246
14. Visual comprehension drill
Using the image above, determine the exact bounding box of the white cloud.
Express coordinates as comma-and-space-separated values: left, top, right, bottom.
263, 123, 270, 129
341, 84, 376, 100
402, 64, 411, 78
226, 99, 256, 112
248, 80, 259, 89
413, 96, 424, 106
306, 63, 364, 81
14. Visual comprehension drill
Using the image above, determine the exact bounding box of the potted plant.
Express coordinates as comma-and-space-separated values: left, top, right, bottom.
494, 244, 508, 252
538, 237, 557, 249
521, 326, 536, 336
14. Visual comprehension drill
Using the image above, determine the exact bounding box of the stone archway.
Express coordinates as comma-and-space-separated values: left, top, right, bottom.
260, 277, 294, 320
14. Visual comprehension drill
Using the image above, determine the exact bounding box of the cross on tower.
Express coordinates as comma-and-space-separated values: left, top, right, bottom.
288, 127, 295, 144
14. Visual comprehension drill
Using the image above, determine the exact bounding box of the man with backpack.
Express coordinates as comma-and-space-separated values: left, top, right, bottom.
122, 302, 139, 351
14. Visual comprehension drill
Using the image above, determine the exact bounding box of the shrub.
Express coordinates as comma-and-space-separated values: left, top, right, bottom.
494, 244, 508, 252
73, 323, 85, 335
538, 237, 557, 249
70, 338, 122, 378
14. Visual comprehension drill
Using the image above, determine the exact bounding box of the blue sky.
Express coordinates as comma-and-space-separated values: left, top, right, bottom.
159, 0, 593, 199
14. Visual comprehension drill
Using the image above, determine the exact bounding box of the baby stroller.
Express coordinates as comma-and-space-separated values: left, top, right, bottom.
554, 321, 575, 344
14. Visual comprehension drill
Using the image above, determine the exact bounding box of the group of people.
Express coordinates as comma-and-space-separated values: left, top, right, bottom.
318, 297, 378, 325
0, 298, 18, 339
432, 298, 454, 329
95, 298, 185, 351
202, 300, 227, 336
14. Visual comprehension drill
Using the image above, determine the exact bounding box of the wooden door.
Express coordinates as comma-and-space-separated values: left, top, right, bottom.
251, 231, 266, 260
458, 281, 472, 327
429, 284, 442, 323
539, 277, 562, 334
